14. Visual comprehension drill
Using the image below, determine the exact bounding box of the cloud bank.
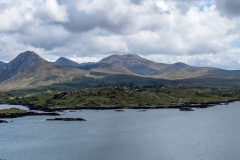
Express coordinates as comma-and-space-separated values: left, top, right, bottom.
0, 0, 240, 69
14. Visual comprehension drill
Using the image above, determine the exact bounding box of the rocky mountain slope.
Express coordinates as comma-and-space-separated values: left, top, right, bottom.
98, 54, 239, 78
78, 63, 136, 75
54, 53, 240, 79
0, 51, 89, 90
99, 54, 169, 75
0, 61, 5, 69
0, 51, 44, 82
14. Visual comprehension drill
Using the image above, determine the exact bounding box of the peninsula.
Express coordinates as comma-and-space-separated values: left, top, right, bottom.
1, 85, 239, 112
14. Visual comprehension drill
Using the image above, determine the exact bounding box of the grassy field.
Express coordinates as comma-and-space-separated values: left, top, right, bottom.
0, 108, 27, 114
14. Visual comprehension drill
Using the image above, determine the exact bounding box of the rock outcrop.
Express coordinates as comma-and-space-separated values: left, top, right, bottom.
179, 107, 195, 111
53, 92, 70, 99
115, 109, 125, 112
0, 120, 8, 123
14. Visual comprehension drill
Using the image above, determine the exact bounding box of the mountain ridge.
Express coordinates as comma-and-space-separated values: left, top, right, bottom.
1, 51, 240, 91
51, 53, 239, 77
97, 54, 230, 78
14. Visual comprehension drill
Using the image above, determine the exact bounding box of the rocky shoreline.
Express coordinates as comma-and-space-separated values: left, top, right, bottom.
0, 99, 239, 123
1, 98, 239, 115
14, 98, 239, 112
0, 112, 59, 119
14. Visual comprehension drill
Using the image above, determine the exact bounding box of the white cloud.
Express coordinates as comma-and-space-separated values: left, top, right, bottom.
0, 0, 240, 70
0, 8, 25, 31
18, 25, 71, 50
0, 34, 44, 61
43, 0, 68, 22
0, 1, 35, 32
68, 55, 100, 63
156, 1, 170, 12
143, 48, 240, 69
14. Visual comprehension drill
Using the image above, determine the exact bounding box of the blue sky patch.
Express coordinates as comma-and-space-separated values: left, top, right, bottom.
198, 0, 213, 11
231, 38, 240, 48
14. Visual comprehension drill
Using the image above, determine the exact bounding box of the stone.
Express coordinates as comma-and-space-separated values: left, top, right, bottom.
179, 107, 195, 111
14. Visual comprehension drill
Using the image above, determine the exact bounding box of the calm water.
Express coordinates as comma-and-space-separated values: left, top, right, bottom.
1, 102, 240, 160
0, 104, 29, 110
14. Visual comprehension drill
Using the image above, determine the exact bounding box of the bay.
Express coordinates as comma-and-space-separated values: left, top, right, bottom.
1, 102, 240, 160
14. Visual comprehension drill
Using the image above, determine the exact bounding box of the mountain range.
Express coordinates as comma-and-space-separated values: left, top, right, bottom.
0, 51, 240, 91
55, 53, 240, 78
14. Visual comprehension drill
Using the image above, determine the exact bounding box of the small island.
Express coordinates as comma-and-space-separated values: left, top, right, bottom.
0, 120, 8, 123
0, 108, 59, 119
179, 107, 195, 111
46, 118, 86, 121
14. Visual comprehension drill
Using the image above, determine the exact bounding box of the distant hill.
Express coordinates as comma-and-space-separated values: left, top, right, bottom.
99, 54, 199, 76
98, 54, 238, 79
99, 54, 169, 75
55, 57, 80, 67
55, 57, 97, 69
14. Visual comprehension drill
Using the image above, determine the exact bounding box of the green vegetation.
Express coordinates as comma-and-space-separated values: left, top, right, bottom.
1, 85, 240, 109
0, 108, 27, 114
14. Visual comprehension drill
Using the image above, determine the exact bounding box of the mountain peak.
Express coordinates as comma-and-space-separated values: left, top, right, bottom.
7, 51, 44, 70
122, 53, 140, 58
100, 53, 150, 66
55, 57, 80, 67
0, 51, 44, 82
16, 51, 42, 62
99, 53, 142, 64
99, 54, 121, 64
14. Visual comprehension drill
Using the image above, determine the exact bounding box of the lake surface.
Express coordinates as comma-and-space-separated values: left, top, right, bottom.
1, 102, 240, 160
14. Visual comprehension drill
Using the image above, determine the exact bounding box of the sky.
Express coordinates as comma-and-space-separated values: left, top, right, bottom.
0, 0, 240, 69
